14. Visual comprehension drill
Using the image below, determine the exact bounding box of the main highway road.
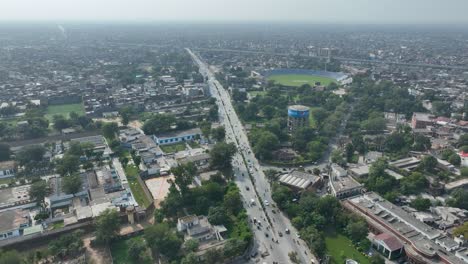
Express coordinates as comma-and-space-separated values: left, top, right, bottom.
187, 48, 317, 264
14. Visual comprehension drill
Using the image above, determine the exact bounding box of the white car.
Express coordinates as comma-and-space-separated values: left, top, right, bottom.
264, 200, 270, 206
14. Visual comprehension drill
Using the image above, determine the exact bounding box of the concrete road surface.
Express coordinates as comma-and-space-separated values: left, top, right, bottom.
187, 48, 317, 264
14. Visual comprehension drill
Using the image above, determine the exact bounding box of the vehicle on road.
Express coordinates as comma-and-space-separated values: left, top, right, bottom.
264, 200, 270, 206
265, 232, 269, 237
246, 186, 250, 191
285, 229, 290, 234
278, 232, 283, 237
250, 251, 258, 258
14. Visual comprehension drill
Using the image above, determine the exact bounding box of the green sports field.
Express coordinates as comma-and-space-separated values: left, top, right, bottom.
267, 74, 336, 87
45, 103, 85, 121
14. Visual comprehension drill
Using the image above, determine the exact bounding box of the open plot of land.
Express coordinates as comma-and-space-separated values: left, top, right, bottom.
325, 231, 370, 264
160, 142, 187, 153
145, 175, 174, 207
248, 90, 267, 97
125, 165, 151, 208
268, 74, 336, 87
45, 103, 85, 121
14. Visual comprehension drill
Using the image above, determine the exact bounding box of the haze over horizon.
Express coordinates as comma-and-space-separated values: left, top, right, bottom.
1, 0, 468, 24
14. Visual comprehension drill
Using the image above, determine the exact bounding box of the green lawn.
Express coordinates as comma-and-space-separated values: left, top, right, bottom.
160, 142, 187, 153
110, 236, 152, 264
45, 103, 85, 121
325, 231, 370, 264
125, 165, 151, 208
267, 74, 336, 87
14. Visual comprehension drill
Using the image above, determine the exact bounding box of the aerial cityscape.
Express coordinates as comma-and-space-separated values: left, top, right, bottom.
0, 1, 468, 264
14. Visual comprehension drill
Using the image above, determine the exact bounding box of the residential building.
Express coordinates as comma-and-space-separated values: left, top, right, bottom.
177, 215, 226, 242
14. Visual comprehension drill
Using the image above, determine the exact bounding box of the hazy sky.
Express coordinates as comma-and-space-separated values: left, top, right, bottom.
2, 0, 468, 24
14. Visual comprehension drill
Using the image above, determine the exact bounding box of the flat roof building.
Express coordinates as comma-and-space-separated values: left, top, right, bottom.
278, 170, 321, 191
153, 128, 202, 146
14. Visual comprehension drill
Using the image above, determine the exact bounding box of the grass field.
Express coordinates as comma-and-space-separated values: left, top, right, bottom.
125, 165, 151, 208
45, 103, 85, 121
160, 142, 187, 153
267, 74, 336, 87
325, 231, 370, 264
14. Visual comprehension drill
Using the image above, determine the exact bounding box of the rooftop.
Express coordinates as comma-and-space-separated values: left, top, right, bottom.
0, 160, 16, 170
0, 209, 28, 233
155, 128, 202, 140
279, 170, 318, 190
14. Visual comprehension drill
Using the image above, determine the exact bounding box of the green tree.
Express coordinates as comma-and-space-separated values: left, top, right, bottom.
101, 122, 118, 140
223, 239, 247, 258
447, 189, 468, 209
144, 222, 182, 260
207, 206, 228, 225
204, 248, 223, 264
0, 143, 11, 161
56, 155, 80, 176
458, 134, 468, 147
411, 197, 431, 211
453, 222, 468, 239
62, 174, 83, 194
48, 230, 84, 260
413, 134, 431, 151
29, 180, 51, 205
171, 162, 197, 197
119, 106, 134, 126
127, 238, 148, 261
95, 209, 120, 245
53, 115, 71, 130
181, 252, 199, 264
0, 250, 23, 264
210, 142, 236, 169
448, 154, 461, 166
345, 220, 368, 242
420, 155, 438, 172
462, 167, 468, 177
223, 187, 242, 215
400, 172, 428, 195
252, 131, 279, 160
16, 145, 45, 166
211, 126, 226, 142
370, 254, 386, 264
184, 239, 199, 253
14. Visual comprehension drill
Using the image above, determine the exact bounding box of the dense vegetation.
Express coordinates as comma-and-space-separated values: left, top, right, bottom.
271, 185, 372, 260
